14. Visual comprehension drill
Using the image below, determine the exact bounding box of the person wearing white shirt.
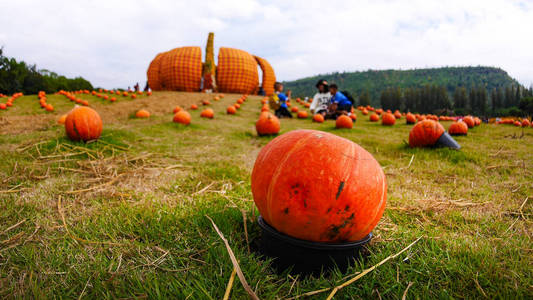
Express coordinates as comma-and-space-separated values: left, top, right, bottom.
309, 79, 331, 116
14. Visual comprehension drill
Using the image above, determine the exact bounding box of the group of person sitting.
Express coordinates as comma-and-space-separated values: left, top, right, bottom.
269, 79, 354, 119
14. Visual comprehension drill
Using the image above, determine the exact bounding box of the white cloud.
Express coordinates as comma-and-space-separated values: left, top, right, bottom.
0, 0, 531, 89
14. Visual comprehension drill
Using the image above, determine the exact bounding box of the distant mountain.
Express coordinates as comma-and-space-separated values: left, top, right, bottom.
282, 66, 520, 106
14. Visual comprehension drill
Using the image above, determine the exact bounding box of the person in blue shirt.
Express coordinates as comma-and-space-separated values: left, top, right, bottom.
273, 82, 293, 118
327, 84, 353, 119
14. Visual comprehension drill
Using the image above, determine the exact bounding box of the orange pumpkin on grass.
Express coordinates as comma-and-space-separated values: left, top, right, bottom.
251, 129, 386, 242
65, 107, 103, 142
448, 121, 468, 136
136, 109, 150, 118
406, 113, 416, 124
200, 108, 214, 119
336, 115, 353, 129
369, 113, 379, 122
173, 106, 182, 114
256, 112, 280, 136
173, 110, 191, 125
408, 119, 461, 149
313, 114, 324, 123
381, 112, 395, 125
297, 111, 308, 119
57, 114, 67, 125
462, 116, 475, 128
227, 106, 237, 114
190, 104, 198, 110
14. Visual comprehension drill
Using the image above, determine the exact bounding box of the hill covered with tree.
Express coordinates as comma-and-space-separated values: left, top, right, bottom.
0, 48, 93, 95
282, 66, 521, 105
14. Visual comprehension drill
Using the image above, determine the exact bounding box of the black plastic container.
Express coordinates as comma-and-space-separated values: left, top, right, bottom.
257, 216, 372, 275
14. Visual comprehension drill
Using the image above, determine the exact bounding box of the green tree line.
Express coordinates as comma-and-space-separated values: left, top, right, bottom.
0, 47, 93, 95
373, 83, 532, 117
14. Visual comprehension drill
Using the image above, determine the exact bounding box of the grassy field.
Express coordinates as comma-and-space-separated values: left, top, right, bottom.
0, 92, 531, 299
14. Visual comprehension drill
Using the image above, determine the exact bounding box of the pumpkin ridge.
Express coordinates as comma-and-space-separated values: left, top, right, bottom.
71, 115, 81, 140
265, 131, 316, 224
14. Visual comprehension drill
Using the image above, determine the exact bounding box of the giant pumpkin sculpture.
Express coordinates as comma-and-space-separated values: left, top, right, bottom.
409, 120, 460, 149
147, 33, 276, 95
251, 130, 386, 242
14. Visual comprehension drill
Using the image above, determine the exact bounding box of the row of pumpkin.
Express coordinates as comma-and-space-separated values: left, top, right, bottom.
0, 92, 23, 110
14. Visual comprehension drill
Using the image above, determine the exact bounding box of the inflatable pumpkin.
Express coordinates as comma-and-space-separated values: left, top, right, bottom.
251, 130, 386, 242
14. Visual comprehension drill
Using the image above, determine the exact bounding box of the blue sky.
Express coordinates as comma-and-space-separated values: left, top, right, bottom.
1, 0, 532, 89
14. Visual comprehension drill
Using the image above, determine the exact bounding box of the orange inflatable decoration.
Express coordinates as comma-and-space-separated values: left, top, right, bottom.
255, 55, 276, 96
251, 130, 386, 242
146, 33, 275, 94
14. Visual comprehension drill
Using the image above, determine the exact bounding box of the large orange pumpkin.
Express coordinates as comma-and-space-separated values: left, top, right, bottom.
369, 113, 379, 122
256, 112, 280, 136
65, 107, 103, 142
336, 115, 353, 129
408, 120, 445, 147
251, 129, 386, 242
200, 108, 214, 119
381, 112, 396, 126
462, 116, 475, 128
173, 110, 191, 125
313, 114, 324, 123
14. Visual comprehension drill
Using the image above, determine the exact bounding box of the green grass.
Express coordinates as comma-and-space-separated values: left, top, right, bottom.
0, 92, 532, 299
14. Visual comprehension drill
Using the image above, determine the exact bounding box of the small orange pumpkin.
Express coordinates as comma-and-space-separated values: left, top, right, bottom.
200, 108, 214, 119
256, 112, 280, 136
234, 103, 241, 109
522, 119, 531, 127
291, 107, 299, 113
65, 107, 103, 142
448, 121, 468, 135
57, 114, 67, 125
336, 115, 353, 129
136, 109, 150, 118
190, 104, 198, 110
369, 113, 379, 122
202, 100, 211, 106
173, 110, 191, 125
173, 106, 182, 114
406, 113, 416, 124
297, 111, 308, 119
462, 116, 475, 128
227, 106, 237, 114
313, 114, 324, 123
381, 112, 396, 126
